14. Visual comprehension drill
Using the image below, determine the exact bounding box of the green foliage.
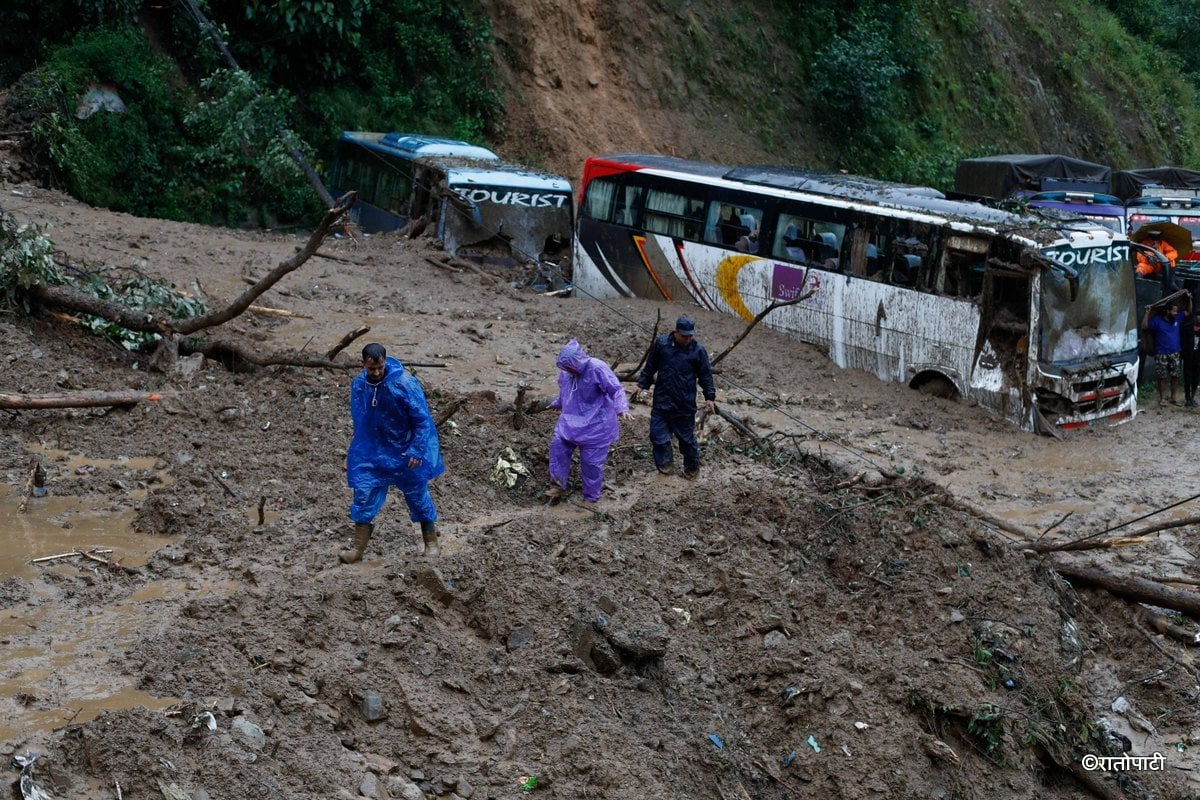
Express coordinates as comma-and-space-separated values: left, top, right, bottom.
23, 27, 191, 216
967, 703, 1006, 755
74, 270, 209, 350
0, 214, 205, 350
0, 214, 62, 312
185, 69, 323, 225
230, 0, 369, 84
21, 27, 322, 227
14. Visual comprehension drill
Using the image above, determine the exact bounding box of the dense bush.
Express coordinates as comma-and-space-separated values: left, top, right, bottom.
12, 0, 502, 228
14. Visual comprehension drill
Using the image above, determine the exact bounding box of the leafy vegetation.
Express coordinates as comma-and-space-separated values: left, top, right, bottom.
0, 213, 206, 350
0, 212, 61, 313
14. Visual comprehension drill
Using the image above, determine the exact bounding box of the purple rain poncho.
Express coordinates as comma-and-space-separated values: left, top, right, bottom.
551, 339, 629, 446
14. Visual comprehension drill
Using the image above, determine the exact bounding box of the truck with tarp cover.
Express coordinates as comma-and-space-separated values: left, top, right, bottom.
954, 154, 1126, 234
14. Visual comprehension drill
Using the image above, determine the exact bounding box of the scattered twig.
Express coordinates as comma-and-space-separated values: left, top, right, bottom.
211, 470, 237, 498
751, 759, 799, 795
435, 397, 468, 429
324, 325, 371, 360
247, 304, 309, 318
32, 548, 114, 564
618, 310, 661, 381
257, 496, 266, 526
425, 255, 463, 274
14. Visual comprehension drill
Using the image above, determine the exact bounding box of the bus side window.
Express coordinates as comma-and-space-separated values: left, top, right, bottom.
583, 177, 617, 222
890, 254, 921, 286
682, 198, 706, 239
615, 185, 645, 227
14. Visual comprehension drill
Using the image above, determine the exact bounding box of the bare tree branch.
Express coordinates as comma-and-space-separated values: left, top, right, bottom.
711, 288, 815, 368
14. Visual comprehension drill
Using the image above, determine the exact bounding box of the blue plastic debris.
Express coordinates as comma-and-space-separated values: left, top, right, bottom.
782, 751, 797, 767
806, 735, 821, 753
707, 733, 724, 750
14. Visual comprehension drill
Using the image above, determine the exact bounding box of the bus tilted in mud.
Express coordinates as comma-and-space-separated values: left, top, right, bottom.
330, 132, 574, 267
572, 154, 1140, 434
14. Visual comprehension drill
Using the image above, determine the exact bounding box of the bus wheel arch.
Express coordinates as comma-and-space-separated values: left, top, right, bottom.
909, 370, 961, 400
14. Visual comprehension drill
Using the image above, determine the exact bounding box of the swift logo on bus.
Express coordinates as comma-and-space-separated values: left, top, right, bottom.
453, 189, 570, 208
1042, 244, 1131, 268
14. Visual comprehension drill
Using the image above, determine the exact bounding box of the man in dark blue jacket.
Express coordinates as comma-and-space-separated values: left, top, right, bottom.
633, 316, 716, 479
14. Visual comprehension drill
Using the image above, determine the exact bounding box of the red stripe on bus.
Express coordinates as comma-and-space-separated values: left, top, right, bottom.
632, 234, 672, 301
675, 240, 716, 309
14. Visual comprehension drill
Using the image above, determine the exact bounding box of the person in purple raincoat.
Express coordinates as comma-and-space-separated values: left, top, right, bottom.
547, 339, 633, 506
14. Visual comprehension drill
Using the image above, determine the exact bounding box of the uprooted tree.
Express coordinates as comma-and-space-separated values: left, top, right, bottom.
0, 194, 372, 409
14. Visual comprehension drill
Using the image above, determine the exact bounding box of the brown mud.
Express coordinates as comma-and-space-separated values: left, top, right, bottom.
2, 183, 1198, 799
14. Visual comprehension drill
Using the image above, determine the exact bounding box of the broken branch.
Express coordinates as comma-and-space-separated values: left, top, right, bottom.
0, 390, 166, 410
324, 325, 371, 360
710, 287, 816, 368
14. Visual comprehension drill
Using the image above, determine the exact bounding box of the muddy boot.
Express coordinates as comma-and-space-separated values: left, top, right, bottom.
339, 523, 373, 564
420, 520, 441, 558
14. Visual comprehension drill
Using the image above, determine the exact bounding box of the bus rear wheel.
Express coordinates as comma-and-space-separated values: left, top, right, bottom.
914, 375, 959, 400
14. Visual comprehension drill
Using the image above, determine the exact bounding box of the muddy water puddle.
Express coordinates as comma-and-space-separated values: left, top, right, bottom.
0, 448, 199, 743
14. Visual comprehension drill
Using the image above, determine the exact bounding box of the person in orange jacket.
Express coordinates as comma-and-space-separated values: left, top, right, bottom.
1136, 231, 1178, 278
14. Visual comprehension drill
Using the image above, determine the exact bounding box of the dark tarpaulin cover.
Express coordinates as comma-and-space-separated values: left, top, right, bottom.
954, 154, 1111, 200
1112, 167, 1200, 201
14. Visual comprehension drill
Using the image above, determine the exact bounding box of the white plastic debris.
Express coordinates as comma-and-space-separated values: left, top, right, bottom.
491, 447, 530, 488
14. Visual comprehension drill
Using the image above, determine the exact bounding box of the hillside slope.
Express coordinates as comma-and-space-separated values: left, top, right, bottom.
481, 0, 1199, 183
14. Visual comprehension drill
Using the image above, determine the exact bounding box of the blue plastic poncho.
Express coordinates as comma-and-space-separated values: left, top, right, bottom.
551, 339, 629, 447
346, 356, 445, 488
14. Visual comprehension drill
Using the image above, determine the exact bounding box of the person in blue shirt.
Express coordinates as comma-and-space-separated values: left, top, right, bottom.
342, 343, 445, 562
1143, 296, 1192, 406
633, 317, 716, 479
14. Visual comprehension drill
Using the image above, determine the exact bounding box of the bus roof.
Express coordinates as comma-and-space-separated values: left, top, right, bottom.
587, 153, 1121, 247
340, 131, 500, 161
725, 164, 1023, 223
591, 154, 1027, 227
446, 166, 572, 193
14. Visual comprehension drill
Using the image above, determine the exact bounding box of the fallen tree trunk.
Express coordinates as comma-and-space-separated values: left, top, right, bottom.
1052, 559, 1200, 618
0, 390, 166, 410
1139, 607, 1200, 646
177, 336, 446, 371
29, 197, 353, 338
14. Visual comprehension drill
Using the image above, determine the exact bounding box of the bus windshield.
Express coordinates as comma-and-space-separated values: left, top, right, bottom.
1039, 244, 1138, 364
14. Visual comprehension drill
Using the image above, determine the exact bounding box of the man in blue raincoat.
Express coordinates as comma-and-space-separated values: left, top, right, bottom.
547, 339, 633, 506
342, 343, 445, 562
633, 316, 716, 479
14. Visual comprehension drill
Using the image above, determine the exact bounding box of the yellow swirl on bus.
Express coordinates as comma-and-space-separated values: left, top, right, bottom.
715, 254, 759, 323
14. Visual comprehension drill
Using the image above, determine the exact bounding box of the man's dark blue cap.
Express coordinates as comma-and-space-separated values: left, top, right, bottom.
676, 316, 696, 336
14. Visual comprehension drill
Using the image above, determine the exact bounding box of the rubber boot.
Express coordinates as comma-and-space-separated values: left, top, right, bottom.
339, 523, 373, 564
420, 520, 441, 557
